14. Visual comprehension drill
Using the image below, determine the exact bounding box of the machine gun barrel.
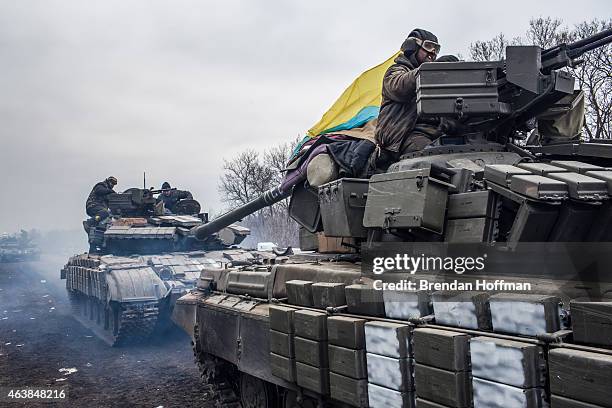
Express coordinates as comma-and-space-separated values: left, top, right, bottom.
541, 28, 612, 71
192, 186, 289, 240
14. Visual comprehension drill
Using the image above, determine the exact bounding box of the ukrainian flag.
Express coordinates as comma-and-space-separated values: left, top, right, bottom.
307, 51, 401, 137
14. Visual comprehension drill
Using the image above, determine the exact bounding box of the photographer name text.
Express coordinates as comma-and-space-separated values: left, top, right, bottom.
373, 279, 532, 292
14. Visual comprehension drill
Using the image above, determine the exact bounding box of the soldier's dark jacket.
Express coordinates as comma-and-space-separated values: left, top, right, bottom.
157, 190, 193, 213
86, 180, 115, 210
375, 51, 421, 154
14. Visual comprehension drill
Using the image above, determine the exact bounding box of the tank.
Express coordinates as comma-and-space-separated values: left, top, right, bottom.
0, 230, 40, 263
60, 187, 274, 346
173, 29, 612, 407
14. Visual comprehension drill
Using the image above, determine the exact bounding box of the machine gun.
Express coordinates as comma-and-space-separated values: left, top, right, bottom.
416, 28, 612, 144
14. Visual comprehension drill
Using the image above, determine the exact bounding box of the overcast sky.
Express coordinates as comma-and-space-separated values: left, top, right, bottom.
0, 0, 610, 232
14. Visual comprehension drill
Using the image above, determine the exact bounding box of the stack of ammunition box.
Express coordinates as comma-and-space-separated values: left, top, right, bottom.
327, 316, 369, 407
413, 328, 472, 408
365, 321, 414, 407
294, 309, 330, 395
470, 337, 547, 408
269, 305, 297, 383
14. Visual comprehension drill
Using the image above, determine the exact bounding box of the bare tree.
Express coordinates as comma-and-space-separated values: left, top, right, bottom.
468, 17, 612, 139
470, 33, 522, 61
218, 141, 300, 247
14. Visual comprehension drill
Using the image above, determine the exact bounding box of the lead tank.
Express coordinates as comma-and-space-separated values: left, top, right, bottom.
173, 29, 612, 408
60, 187, 273, 346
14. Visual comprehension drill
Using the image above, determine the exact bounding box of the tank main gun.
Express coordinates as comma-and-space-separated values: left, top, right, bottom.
192, 186, 289, 240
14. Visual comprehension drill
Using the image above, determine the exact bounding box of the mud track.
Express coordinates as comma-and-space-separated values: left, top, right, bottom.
0, 258, 208, 408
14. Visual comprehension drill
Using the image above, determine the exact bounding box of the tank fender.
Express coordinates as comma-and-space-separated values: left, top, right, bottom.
106, 266, 169, 303
172, 292, 203, 338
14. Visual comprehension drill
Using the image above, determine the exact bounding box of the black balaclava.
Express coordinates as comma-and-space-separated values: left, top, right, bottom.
397, 28, 439, 67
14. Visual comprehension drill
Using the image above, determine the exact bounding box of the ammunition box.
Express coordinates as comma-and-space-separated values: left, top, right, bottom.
363, 169, 448, 234
416, 61, 508, 117
510, 174, 569, 200
548, 201, 599, 242
364, 321, 412, 358
517, 162, 568, 176
329, 372, 369, 407
299, 227, 319, 251
470, 337, 545, 388
571, 300, 612, 347
415, 364, 472, 408
328, 345, 367, 379
383, 290, 432, 320
447, 190, 498, 219
444, 217, 497, 243
345, 284, 385, 317
472, 377, 546, 408
286, 280, 314, 307
366, 353, 414, 392
327, 316, 366, 349
368, 383, 415, 408
270, 352, 296, 382
549, 348, 612, 407
318, 178, 369, 238
547, 172, 608, 200
312, 282, 346, 308
489, 293, 561, 336
551, 395, 607, 408
585, 170, 612, 194
294, 337, 328, 367
413, 328, 470, 372
296, 362, 329, 395
484, 165, 532, 186
507, 201, 560, 242
268, 305, 295, 334
416, 399, 452, 408
294, 310, 327, 341
550, 160, 603, 174
269, 330, 294, 358
432, 291, 492, 330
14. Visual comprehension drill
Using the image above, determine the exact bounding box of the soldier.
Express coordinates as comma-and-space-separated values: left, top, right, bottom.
157, 182, 193, 214
374, 28, 442, 169
85, 176, 117, 223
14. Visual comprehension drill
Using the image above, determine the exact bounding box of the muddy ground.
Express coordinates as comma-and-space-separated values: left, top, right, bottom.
0, 256, 208, 408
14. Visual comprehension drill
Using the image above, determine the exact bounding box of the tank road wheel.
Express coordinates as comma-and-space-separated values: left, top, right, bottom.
239, 373, 278, 408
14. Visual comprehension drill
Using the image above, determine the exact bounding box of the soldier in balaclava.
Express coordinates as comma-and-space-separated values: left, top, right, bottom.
374, 28, 442, 169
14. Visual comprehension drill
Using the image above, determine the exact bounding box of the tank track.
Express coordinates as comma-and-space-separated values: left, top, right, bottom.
64, 255, 160, 346
193, 324, 243, 408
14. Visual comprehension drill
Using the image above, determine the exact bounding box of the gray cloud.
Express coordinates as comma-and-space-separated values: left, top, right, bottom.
0, 0, 610, 232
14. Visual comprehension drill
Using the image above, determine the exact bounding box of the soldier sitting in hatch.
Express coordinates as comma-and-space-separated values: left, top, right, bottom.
374, 29, 458, 170
85, 176, 117, 223
157, 181, 193, 214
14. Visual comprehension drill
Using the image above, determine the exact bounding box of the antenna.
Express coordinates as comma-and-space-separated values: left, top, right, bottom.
143, 171, 146, 189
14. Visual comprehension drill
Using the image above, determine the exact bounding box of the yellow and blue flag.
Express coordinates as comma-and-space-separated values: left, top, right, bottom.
307, 51, 400, 137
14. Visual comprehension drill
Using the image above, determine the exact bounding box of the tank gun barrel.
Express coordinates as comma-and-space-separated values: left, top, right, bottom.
192, 186, 289, 240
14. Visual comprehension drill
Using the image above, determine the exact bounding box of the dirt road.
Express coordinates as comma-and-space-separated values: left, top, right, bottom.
0, 258, 207, 408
